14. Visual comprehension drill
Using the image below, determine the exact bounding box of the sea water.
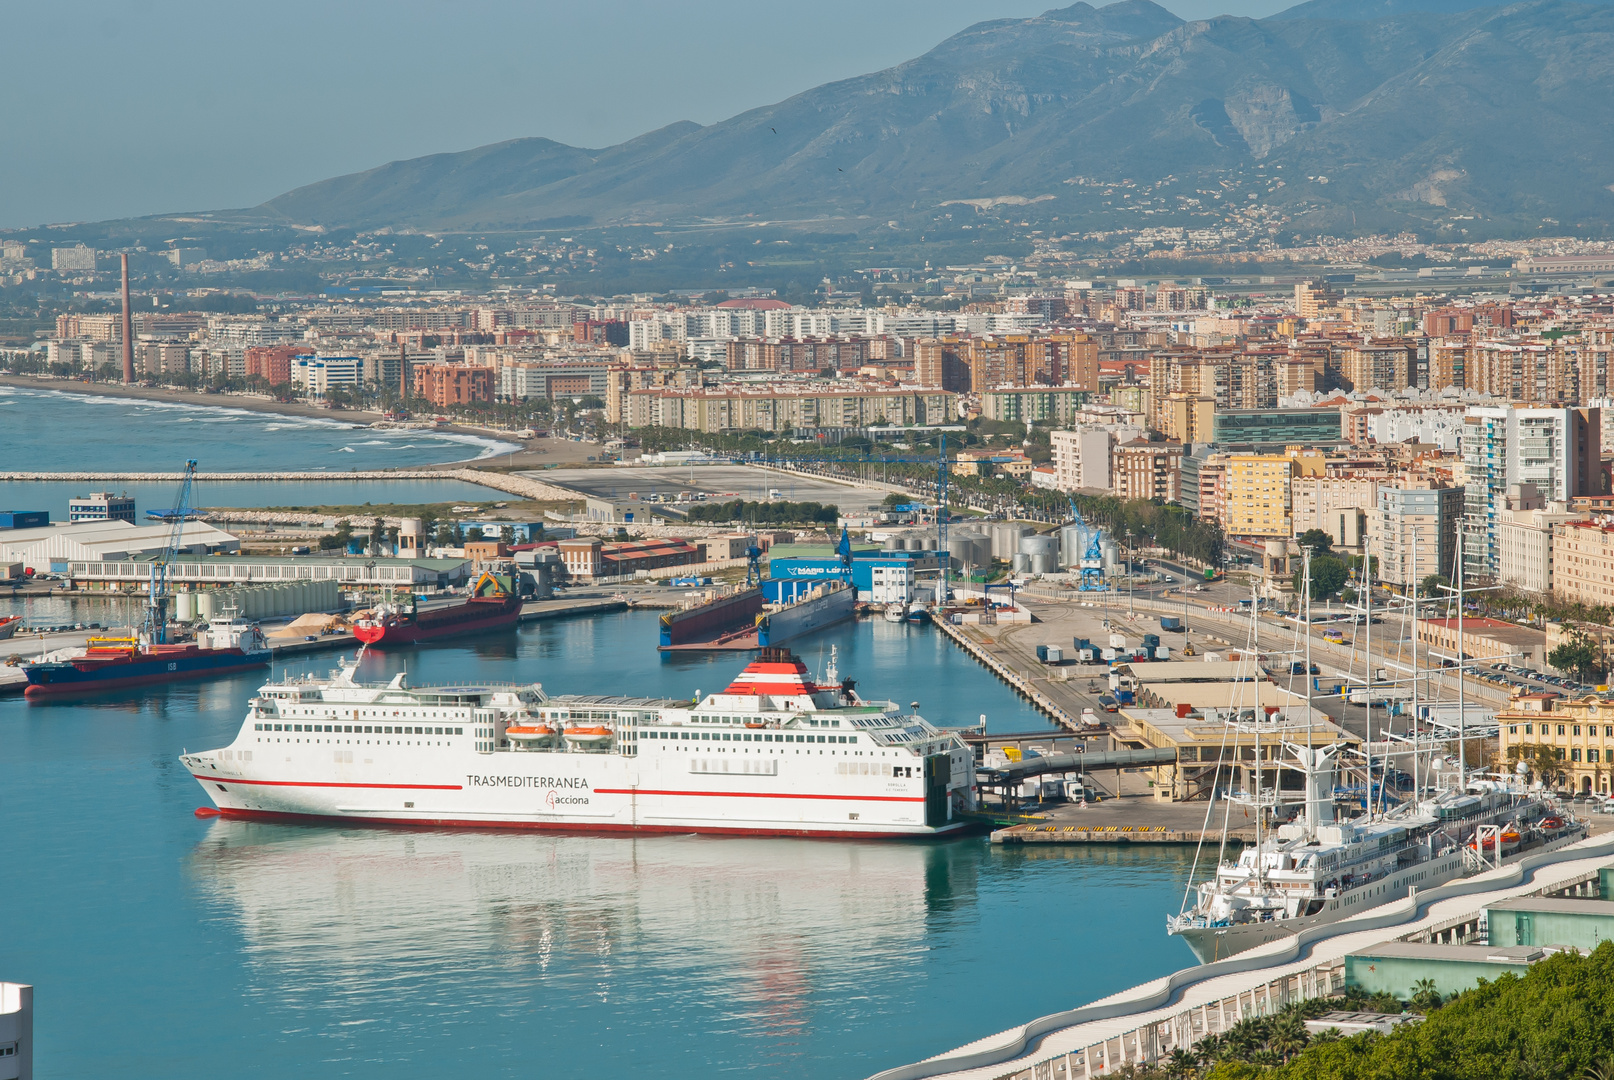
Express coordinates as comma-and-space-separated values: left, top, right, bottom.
0, 613, 1196, 1079
0, 384, 520, 472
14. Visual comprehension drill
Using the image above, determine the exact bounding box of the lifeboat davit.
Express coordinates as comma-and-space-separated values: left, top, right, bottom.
505, 724, 556, 746
563, 724, 613, 748
1539, 815, 1567, 836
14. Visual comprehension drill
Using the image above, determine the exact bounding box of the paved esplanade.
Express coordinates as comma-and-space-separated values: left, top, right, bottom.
873, 834, 1614, 1080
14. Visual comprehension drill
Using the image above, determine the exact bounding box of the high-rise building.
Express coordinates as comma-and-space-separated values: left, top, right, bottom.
1461, 405, 1603, 579
1221, 455, 1296, 538
1050, 429, 1114, 492
1496, 483, 1583, 594
50, 244, 97, 272
1112, 440, 1183, 502
1373, 485, 1465, 588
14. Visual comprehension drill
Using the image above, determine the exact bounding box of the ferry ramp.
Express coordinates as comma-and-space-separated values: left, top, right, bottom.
979, 747, 1176, 783
867, 832, 1614, 1080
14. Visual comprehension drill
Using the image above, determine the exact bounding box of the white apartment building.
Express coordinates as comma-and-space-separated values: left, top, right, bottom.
1496, 483, 1585, 594
1365, 405, 1470, 451
290, 356, 363, 396
867, 561, 915, 604
1050, 429, 1113, 492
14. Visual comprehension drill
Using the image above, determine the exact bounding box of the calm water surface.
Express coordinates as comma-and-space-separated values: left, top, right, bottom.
0, 478, 507, 519
1, 613, 1197, 1079
0, 384, 519, 471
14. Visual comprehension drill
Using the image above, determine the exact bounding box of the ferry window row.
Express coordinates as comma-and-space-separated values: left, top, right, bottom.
646, 731, 852, 744
255, 723, 464, 735
686, 715, 843, 727
1509, 724, 1614, 736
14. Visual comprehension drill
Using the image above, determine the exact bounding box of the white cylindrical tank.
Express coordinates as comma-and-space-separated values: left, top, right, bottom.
1030, 553, 1059, 575
1020, 535, 1059, 560
1101, 539, 1120, 575
1012, 553, 1031, 573
175, 589, 196, 623
971, 535, 992, 567
1060, 525, 1085, 567
196, 590, 217, 623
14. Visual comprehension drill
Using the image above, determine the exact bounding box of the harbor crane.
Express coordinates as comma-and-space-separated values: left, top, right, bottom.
1066, 497, 1108, 592
145, 459, 198, 645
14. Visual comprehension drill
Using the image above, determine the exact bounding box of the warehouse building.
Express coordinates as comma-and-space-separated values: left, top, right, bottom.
65, 553, 471, 590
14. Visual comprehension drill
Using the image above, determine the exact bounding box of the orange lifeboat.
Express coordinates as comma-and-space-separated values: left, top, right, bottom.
563, 724, 613, 748
505, 724, 555, 746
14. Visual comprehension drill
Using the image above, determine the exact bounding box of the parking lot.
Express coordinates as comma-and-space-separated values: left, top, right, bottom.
527, 465, 897, 513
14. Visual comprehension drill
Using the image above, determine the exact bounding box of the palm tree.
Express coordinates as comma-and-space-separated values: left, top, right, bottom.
1193, 1033, 1224, 1068
1222, 1017, 1267, 1061
1268, 1012, 1310, 1061
1164, 1047, 1199, 1079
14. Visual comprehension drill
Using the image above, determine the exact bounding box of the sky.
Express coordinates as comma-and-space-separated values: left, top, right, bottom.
0, 0, 1292, 230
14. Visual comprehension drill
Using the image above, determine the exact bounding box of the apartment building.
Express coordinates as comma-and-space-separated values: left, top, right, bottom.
1462, 406, 1603, 580
623, 384, 952, 433
979, 387, 1092, 425
1113, 440, 1183, 502
1550, 519, 1614, 606
1292, 474, 1384, 550
1373, 486, 1464, 588
1496, 483, 1584, 594
1342, 340, 1414, 392
1222, 455, 1296, 538
1050, 429, 1114, 492
415, 363, 494, 407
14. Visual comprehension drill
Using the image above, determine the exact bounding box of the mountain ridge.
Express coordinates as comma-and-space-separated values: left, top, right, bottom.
252, 0, 1614, 240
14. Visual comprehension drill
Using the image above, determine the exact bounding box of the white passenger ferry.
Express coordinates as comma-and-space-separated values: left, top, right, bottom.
182, 647, 977, 838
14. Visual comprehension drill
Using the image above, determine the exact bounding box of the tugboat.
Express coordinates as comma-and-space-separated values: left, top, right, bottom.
352, 571, 522, 646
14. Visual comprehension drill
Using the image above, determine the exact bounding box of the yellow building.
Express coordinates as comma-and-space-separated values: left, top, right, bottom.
1222, 454, 1297, 538
1496, 693, 1614, 795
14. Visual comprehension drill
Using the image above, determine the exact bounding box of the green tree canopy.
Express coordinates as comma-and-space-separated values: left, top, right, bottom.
1297, 529, 1334, 554
1294, 555, 1349, 600
1549, 632, 1604, 683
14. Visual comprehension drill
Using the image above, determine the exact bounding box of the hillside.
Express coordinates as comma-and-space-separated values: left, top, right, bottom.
253, 0, 1614, 240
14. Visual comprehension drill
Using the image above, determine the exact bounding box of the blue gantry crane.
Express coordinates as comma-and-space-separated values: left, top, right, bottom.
1067, 496, 1109, 592
144, 459, 199, 644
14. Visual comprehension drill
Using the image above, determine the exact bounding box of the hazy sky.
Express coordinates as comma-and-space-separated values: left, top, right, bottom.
1, 0, 1291, 230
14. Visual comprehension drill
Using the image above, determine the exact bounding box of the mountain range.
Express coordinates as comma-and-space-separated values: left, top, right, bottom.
249, 0, 1614, 241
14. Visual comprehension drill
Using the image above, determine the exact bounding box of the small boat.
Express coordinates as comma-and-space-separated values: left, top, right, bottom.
0, 614, 21, 640
883, 604, 908, 623
504, 724, 556, 746
1539, 815, 1567, 837
562, 724, 613, 748
904, 606, 929, 624
1469, 825, 1523, 855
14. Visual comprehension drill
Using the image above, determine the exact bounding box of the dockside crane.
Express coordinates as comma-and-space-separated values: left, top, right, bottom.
144, 459, 198, 645
1066, 496, 1108, 592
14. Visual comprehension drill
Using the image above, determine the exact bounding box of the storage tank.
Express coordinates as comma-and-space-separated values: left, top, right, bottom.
175, 589, 196, 623
1020, 535, 1059, 561
972, 535, 992, 567
884, 535, 904, 551
905, 535, 925, 551
993, 523, 1031, 560
1030, 552, 1058, 575
1060, 525, 1085, 567
1101, 539, 1121, 575
948, 537, 980, 574
196, 590, 216, 623
1012, 553, 1031, 573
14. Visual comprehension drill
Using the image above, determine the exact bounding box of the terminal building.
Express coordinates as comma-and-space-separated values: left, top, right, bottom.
766, 543, 942, 602
0, 519, 240, 574
67, 491, 136, 524
63, 553, 472, 591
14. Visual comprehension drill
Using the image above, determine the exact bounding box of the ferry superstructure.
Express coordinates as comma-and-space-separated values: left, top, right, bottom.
181, 647, 976, 838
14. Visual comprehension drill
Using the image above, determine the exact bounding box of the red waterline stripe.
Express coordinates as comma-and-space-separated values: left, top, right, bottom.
595, 788, 924, 803
190, 774, 462, 791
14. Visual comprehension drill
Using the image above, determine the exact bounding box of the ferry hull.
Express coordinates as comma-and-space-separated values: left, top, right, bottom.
187, 744, 969, 839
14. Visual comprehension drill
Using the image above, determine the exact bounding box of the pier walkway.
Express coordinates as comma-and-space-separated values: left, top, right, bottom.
868, 834, 1614, 1080
0, 468, 582, 503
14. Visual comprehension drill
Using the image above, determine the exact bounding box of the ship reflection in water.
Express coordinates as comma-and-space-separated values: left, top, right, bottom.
187, 823, 984, 1072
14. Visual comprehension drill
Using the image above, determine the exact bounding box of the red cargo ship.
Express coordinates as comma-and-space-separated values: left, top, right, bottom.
352, 572, 523, 646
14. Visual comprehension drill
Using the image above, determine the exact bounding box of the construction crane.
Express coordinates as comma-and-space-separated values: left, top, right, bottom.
744, 533, 764, 587
145, 459, 199, 645
1067, 496, 1109, 592
764, 432, 952, 601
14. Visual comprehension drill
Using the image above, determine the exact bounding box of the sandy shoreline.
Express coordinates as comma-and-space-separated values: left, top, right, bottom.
0, 373, 609, 471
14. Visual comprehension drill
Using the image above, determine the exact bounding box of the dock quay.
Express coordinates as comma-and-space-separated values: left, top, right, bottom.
992, 822, 1258, 845
0, 467, 581, 504
985, 795, 1258, 846
868, 833, 1614, 1080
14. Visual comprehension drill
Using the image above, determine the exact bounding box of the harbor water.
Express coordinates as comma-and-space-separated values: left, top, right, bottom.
0, 478, 507, 519
1, 612, 1195, 1078
0, 384, 520, 472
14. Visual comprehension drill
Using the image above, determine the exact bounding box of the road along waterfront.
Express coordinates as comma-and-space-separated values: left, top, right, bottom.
2, 611, 1204, 1080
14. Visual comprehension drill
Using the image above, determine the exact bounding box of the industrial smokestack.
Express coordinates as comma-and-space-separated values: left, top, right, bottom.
120, 254, 135, 384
